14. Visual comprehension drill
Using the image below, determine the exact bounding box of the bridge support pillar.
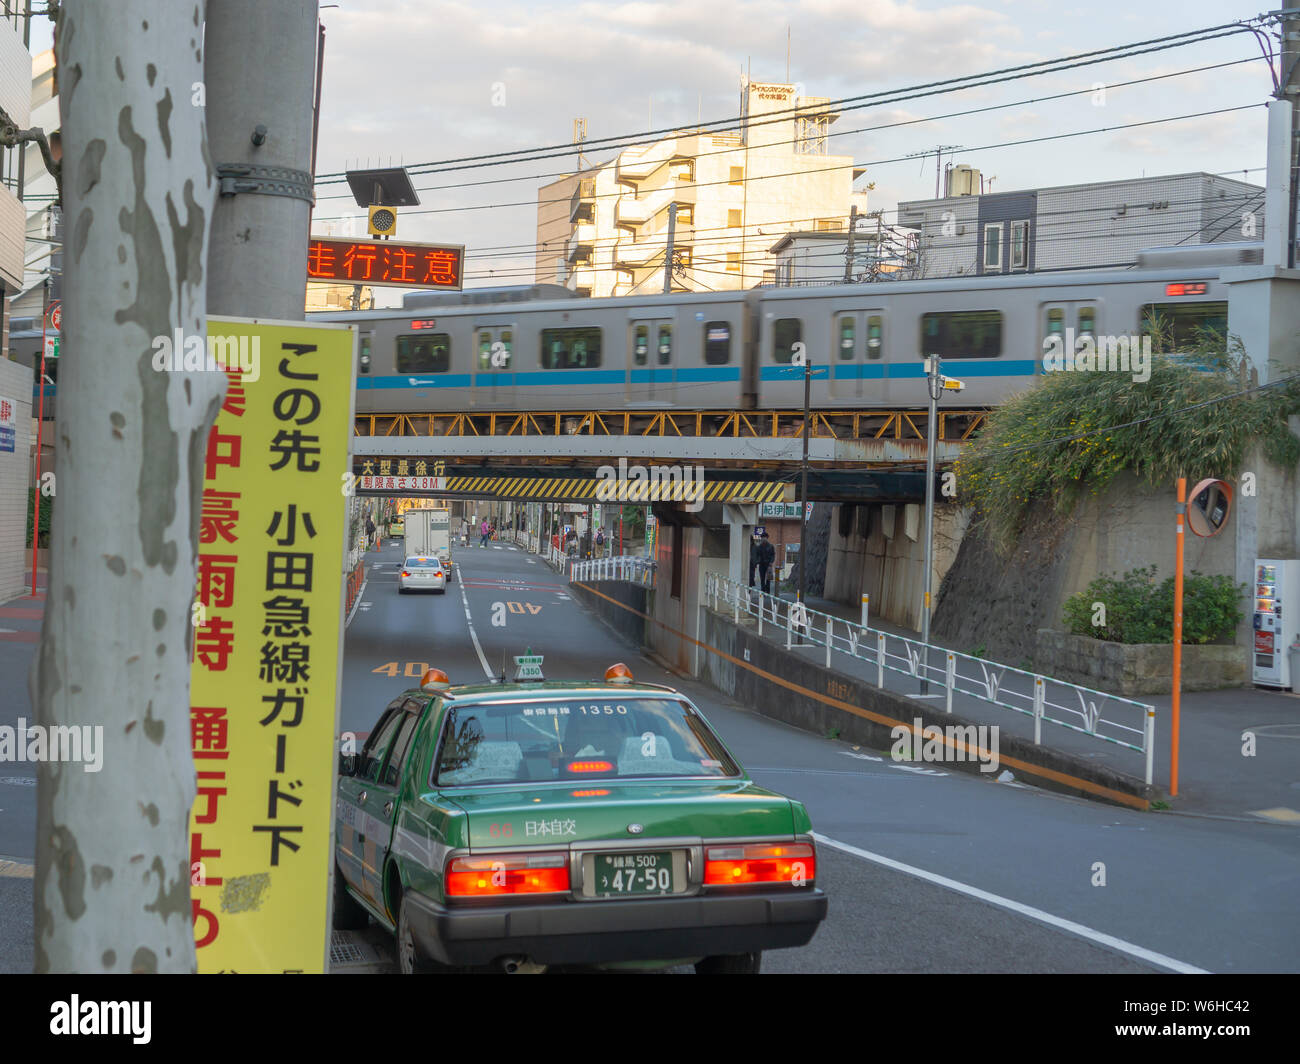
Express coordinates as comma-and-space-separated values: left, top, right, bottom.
723, 503, 758, 587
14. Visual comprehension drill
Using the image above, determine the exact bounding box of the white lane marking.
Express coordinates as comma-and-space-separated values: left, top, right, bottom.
458, 578, 495, 680
345, 574, 369, 629
839, 750, 946, 777
812, 833, 1209, 974
526, 558, 535, 565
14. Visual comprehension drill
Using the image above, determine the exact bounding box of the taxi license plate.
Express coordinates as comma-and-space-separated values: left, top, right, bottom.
593, 852, 675, 897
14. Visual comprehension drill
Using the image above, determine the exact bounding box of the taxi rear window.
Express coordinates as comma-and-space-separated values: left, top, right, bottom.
434, 698, 740, 785
404, 557, 442, 569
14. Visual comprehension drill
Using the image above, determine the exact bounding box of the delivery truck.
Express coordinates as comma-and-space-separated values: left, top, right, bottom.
403, 507, 453, 574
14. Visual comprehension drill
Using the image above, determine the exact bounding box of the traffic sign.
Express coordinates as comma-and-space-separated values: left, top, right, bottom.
44, 337, 59, 360
48, 302, 61, 330
514, 654, 545, 681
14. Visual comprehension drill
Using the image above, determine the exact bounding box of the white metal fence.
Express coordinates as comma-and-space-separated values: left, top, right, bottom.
566, 556, 1156, 785
569, 555, 658, 588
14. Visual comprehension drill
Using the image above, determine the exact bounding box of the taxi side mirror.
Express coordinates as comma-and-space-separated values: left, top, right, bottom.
338, 753, 357, 777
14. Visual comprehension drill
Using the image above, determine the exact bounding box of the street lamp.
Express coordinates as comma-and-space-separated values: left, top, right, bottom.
920, 355, 963, 693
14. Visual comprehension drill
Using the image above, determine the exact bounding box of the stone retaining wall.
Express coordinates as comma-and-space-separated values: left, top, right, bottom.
1034, 629, 1248, 696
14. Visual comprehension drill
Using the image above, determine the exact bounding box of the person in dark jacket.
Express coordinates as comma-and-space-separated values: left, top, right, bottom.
755, 532, 776, 595
748, 533, 761, 588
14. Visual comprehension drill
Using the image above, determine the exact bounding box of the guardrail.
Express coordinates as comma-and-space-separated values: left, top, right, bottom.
569, 555, 658, 588
701, 573, 1156, 785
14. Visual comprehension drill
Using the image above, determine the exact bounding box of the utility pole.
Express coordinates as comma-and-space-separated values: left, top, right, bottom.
843, 204, 858, 282
920, 356, 941, 694
206, 0, 319, 318
663, 202, 677, 294
799, 357, 811, 606
35, 0, 218, 974
1282, 1, 1300, 268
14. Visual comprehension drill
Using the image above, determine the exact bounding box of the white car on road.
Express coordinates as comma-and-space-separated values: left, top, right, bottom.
398, 556, 447, 594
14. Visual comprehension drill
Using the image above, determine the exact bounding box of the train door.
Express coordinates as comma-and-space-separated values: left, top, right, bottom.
1040, 301, 1099, 369
830, 310, 885, 400
627, 317, 675, 404
473, 324, 515, 408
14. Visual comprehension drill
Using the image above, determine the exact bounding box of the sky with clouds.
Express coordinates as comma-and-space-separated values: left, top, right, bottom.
32, 1, 1277, 299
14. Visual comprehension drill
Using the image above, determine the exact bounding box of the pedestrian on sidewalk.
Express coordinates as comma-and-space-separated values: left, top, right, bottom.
756, 531, 776, 596
748, 532, 761, 589
365, 515, 376, 551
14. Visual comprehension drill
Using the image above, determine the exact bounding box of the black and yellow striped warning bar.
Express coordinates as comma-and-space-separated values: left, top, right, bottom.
440, 475, 789, 504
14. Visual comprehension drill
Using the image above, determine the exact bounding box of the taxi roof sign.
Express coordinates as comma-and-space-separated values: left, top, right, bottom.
514, 654, 544, 681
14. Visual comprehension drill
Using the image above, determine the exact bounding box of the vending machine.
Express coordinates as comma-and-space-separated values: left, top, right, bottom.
1252, 559, 1300, 687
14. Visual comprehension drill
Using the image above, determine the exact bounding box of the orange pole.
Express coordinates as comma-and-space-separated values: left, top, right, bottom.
1171, 477, 1185, 797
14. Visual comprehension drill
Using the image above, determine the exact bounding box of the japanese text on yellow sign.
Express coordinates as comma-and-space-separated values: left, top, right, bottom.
188, 317, 356, 973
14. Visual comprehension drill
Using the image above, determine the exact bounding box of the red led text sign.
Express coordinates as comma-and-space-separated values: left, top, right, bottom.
306, 237, 464, 291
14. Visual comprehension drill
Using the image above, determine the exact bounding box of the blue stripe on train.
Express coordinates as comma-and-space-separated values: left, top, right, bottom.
887, 359, 1041, 377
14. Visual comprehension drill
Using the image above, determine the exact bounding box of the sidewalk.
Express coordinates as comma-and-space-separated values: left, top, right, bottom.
751, 586, 1300, 823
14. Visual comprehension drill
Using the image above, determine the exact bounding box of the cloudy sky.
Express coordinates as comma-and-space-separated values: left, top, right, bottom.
33, 1, 1276, 300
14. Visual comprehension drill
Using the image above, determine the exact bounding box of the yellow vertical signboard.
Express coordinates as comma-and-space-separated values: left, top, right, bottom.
188, 317, 355, 972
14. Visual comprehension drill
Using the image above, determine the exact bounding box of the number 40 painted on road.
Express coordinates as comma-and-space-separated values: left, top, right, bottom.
372, 662, 430, 678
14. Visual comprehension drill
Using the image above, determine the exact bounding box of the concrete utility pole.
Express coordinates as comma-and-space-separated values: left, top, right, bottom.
35, 0, 218, 974
206, 0, 319, 318
1282, 0, 1300, 267
663, 202, 677, 294
843, 204, 858, 282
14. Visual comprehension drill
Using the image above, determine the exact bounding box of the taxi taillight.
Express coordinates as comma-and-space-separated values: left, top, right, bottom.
445, 853, 569, 897
704, 842, 816, 887
401, 570, 411, 578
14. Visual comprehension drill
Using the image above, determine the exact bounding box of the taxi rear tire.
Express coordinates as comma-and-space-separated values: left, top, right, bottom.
332, 866, 369, 930
396, 894, 435, 974
694, 951, 762, 974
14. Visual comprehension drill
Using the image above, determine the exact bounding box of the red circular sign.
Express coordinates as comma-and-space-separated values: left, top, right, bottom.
48, 303, 61, 330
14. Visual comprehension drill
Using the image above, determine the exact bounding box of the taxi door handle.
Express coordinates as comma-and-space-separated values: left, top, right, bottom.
384, 801, 394, 816
358, 790, 368, 803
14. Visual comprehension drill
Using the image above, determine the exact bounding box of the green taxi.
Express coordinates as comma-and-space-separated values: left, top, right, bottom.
333, 663, 827, 973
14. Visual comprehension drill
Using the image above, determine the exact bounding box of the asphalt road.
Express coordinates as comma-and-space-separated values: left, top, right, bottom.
3, 538, 1298, 973
340, 539, 1300, 974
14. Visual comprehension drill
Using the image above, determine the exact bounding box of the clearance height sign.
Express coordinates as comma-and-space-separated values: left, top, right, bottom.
188, 317, 356, 973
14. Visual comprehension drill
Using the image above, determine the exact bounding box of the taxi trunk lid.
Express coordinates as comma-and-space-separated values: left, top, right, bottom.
441, 780, 796, 849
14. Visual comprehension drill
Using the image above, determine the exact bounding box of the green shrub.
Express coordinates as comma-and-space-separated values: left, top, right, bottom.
1062, 566, 1244, 644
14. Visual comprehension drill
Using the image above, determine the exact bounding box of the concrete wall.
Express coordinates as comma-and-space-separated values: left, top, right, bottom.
823, 500, 970, 630
1035, 630, 1247, 696
0, 357, 33, 602
933, 470, 1257, 668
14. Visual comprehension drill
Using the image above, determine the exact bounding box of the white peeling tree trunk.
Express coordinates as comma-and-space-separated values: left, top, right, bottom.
33, 1, 219, 973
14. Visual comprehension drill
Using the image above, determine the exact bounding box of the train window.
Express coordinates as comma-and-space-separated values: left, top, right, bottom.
920, 311, 1002, 359
772, 318, 803, 363
867, 315, 883, 359
704, 322, 731, 365
502, 330, 513, 363
633, 324, 649, 366
837, 316, 855, 360
657, 325, 672, 365
396, 334, 451, 373
477, 330, 492, 370
1077, 307, 1095, 340
1045, 308, 1064, 342
1140, 302, 1227, 352
541, 327, 602, 369
359, 334, 371, 374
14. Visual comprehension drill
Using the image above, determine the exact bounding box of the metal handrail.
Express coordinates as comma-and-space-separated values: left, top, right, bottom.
703, 572, 1156, 786
568, 555, 658, 588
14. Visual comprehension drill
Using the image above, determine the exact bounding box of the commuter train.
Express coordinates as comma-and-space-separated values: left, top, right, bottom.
10, 242, 1254, 413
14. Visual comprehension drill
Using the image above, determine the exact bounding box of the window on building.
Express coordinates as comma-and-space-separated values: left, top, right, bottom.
982, 224, 1003, 270
727, 209, 742, 228
815, 219, 842, 231
920, 311, 1003, 359
729, 166, 744, 185
396, 334, 451, 373
676, 204, 693, 225
541, 327, 603, 368
726, 252, 741, 273
773, 318, 803, 362
704, 322, 732, 365
1010, 220, 1029, 269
